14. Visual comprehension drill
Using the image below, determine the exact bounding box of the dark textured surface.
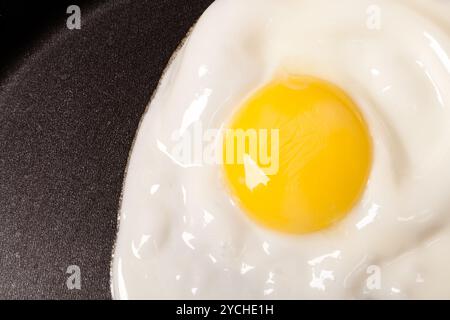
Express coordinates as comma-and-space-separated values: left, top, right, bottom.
0, 0, 214, 299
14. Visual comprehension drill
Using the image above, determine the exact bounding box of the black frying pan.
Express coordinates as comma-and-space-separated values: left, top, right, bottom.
0, 0, 214, 299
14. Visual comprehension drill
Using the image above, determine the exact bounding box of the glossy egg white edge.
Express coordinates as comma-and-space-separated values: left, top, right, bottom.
112, 0, 450, 299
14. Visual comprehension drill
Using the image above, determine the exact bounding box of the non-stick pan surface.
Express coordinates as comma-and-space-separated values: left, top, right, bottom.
0, 0, 214, 299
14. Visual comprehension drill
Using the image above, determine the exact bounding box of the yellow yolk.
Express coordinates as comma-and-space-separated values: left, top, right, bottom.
223, 75, 372, 234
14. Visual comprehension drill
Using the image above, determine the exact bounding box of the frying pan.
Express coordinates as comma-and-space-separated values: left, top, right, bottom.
0, 0, 214, 299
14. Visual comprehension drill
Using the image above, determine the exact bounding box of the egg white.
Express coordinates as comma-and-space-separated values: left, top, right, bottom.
112, 0, 450, 299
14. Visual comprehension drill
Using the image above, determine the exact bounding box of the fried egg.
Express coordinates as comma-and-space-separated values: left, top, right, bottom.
112, 0, 450, 299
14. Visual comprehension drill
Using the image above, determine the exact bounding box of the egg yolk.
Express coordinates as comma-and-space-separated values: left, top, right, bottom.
223, 75, 372, 234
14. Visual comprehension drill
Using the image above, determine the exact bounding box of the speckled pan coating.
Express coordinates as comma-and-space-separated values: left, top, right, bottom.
0, 0, 214, 299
